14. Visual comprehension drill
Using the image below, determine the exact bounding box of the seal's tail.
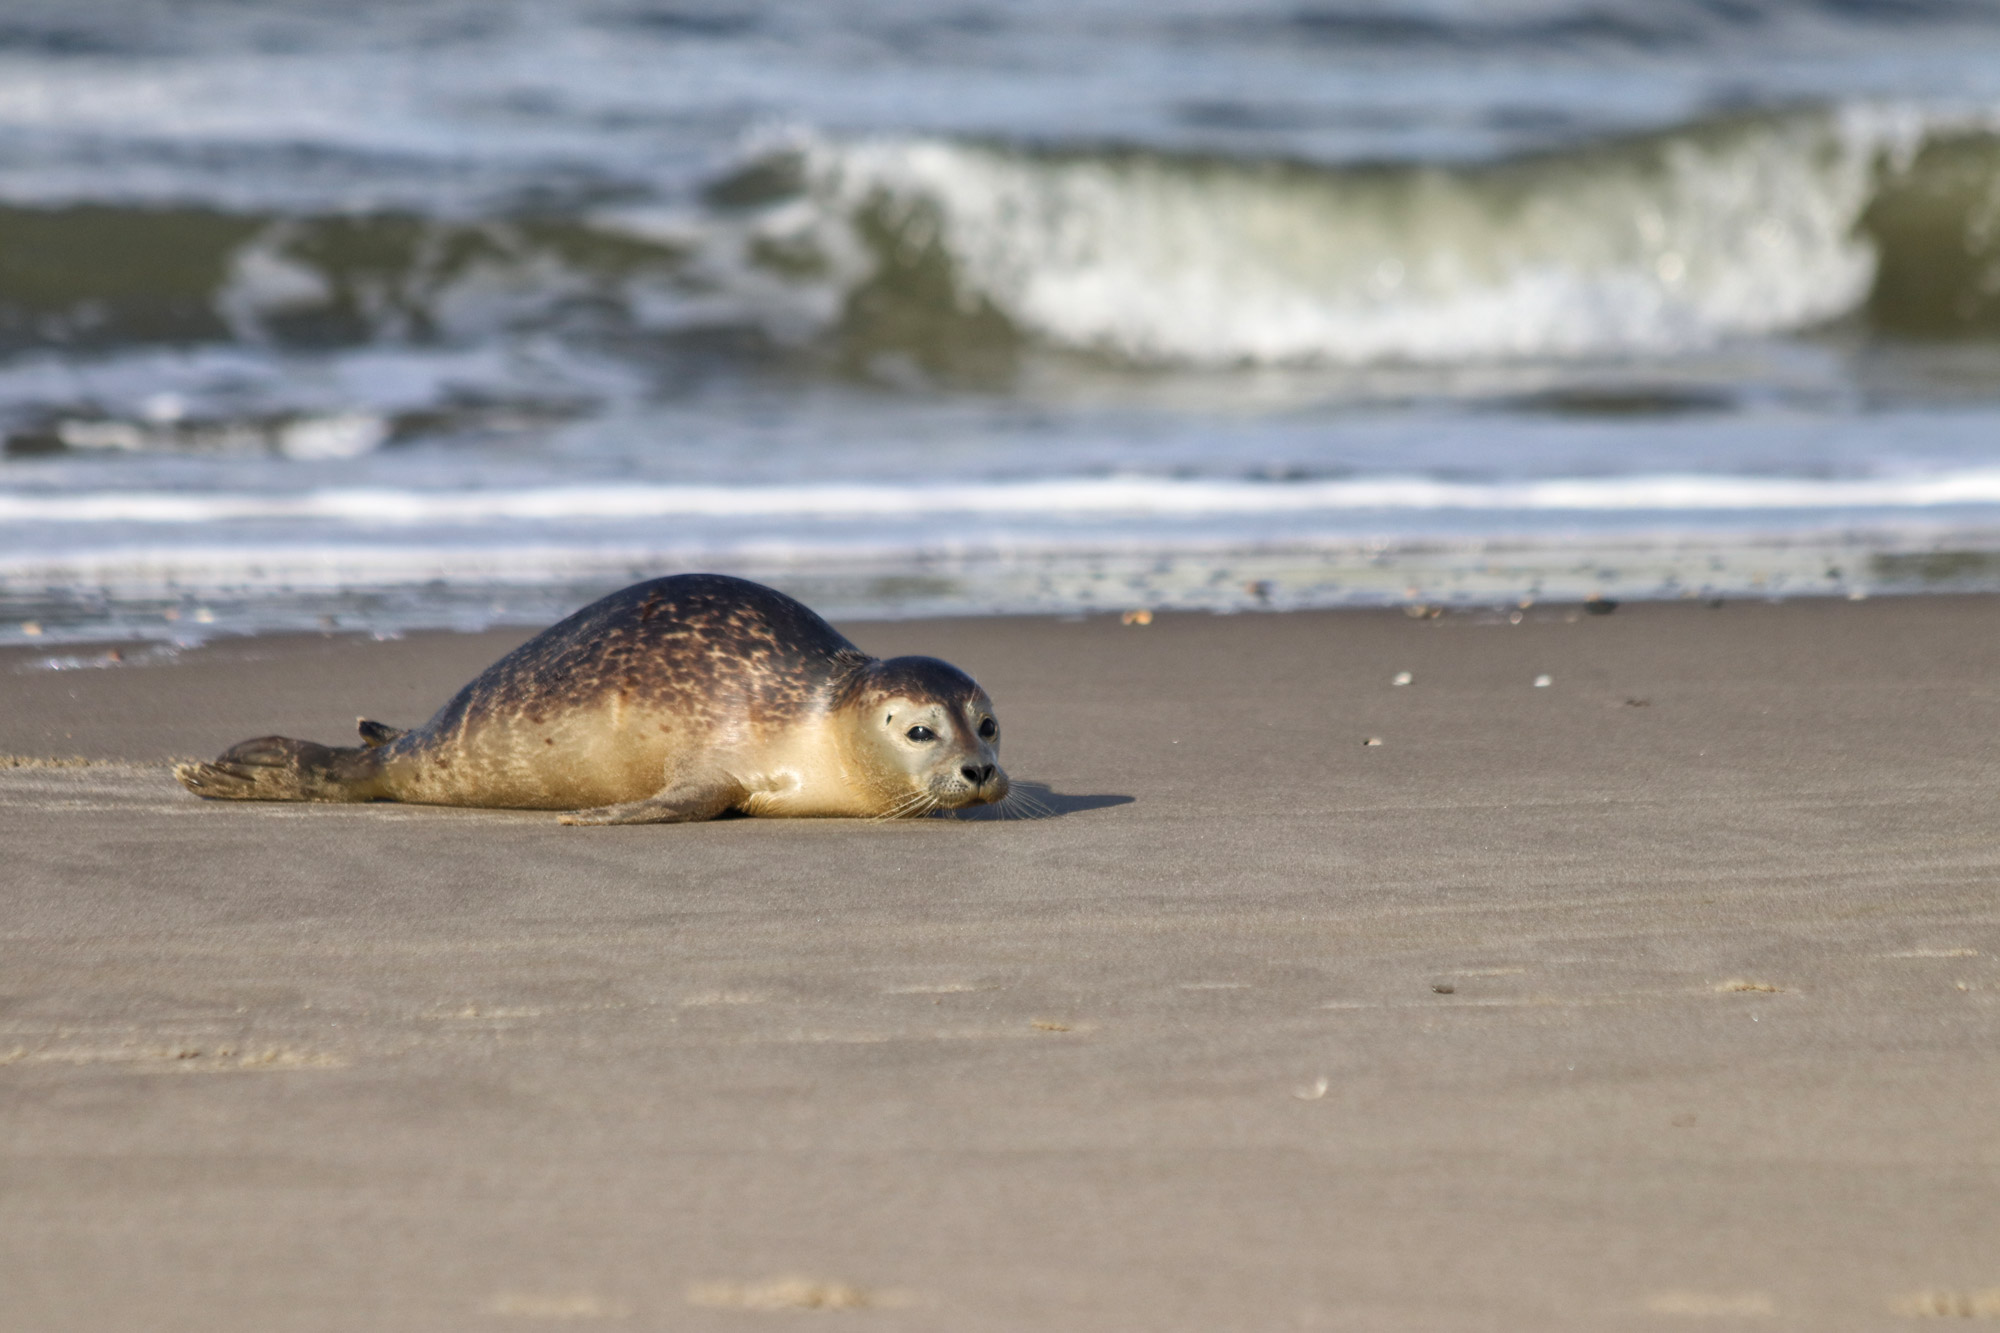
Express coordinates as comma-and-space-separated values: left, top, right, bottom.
174, 735, 383, 803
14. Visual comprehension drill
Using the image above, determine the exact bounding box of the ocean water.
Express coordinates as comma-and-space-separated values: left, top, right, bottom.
6, 0, 2000, 644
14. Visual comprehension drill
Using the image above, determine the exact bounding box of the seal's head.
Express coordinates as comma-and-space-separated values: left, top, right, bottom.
842, 655, 1008, 815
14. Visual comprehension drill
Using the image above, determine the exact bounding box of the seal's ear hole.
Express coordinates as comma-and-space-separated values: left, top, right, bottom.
906, 725, 936, 742
978, 717, 997, 739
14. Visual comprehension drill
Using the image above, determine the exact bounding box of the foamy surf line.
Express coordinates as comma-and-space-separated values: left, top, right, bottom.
12, 471, 2000, 526
7, 525, 2000, 649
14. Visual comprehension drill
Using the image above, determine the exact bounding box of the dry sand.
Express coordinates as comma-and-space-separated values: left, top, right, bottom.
2, 596, 1998, 1331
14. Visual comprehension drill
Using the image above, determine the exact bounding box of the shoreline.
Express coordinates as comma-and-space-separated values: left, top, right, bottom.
5, 595, 1999, 1330
11, 525, 2000, 649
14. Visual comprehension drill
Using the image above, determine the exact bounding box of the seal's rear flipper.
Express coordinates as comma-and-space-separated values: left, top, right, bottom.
174, 735, 381, 803
356, 718, 405, 748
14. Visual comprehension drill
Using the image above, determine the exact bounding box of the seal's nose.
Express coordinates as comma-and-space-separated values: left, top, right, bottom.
961, 763, 994, 786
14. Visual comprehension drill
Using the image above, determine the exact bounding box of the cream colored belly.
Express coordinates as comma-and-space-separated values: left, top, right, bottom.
382, 703, 876, 814
385, 706, 685, 809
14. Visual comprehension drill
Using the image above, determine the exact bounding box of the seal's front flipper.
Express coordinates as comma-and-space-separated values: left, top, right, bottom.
357, 718, 406, 748
174, 735, 382, 803
557, 776, 742, 826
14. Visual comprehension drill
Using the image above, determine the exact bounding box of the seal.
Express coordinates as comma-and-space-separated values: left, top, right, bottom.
174, 574, 1008, 824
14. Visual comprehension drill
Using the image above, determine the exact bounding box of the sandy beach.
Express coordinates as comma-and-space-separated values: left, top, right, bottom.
3, 596, 1999, 1331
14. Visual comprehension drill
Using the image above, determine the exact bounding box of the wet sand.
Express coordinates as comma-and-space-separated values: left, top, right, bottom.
3, 597, 1998, 1331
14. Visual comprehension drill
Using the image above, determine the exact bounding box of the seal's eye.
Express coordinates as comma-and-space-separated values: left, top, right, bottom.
977, 717, 997, 739
905, 725, 936, 742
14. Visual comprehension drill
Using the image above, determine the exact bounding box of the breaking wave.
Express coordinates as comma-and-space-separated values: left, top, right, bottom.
710, 104, 2000, 367
0, 103, 1997, 388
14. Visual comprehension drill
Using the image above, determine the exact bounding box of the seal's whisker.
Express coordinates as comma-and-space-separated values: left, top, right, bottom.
1001, 788, 1054, 820
870, 795, 920, 823
873, 790, 938, 823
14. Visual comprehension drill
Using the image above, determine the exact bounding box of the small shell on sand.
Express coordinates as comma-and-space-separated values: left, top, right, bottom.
689, 1278, 905, 1312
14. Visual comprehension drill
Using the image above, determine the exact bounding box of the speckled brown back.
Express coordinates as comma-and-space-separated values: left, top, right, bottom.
407, 574, 874, 747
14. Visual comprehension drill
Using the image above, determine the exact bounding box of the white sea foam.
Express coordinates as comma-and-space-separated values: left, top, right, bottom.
7, 520, 1997, 648
9, 469, 2000, 529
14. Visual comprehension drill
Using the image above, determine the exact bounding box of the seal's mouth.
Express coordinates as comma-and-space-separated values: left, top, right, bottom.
932, 765, 1008, 809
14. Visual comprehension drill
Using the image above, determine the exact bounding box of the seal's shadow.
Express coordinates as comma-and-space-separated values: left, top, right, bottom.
946, 781, 1133, 821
